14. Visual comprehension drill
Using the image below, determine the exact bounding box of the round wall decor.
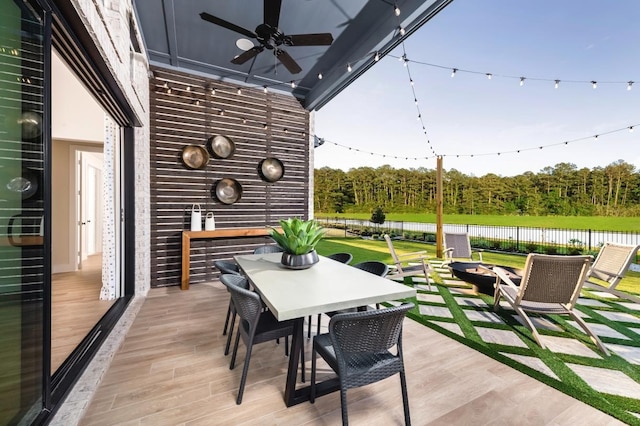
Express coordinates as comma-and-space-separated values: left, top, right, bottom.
258, 157, 285, 182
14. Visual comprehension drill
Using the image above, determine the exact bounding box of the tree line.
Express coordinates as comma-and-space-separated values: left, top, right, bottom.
314, 160, 640, 216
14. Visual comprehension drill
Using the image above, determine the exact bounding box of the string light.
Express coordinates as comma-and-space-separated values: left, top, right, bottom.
520, 77, 525, 86
318, 72, 323, 79
290, 81, 296, 88
394, 3, 400, 16
399, 26, 405, 36
374, 52, 380, 62
630, 126, 634, 133
554, 80, 560, 89
591, 81, 597, 89
317, 123, 638, 161
237, 88, 242, 95
486, 73, 492, 80
388, 54, 636, 91
263, 86, 268, 93
211, 88, 216, 95
347, 63, 352, 72
451, 68, 457, 78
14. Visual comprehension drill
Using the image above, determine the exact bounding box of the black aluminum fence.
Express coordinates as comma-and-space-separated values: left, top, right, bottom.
317, 217, 640, 260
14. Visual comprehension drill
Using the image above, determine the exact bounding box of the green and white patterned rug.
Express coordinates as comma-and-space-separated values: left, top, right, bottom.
393, 260, 640, 425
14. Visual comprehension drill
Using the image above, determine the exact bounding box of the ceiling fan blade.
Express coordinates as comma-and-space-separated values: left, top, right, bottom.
288, 33, 334, 46
231, 46, 263, 65
264, 0, 282, 28
200, 12, 256, 39
275, 49, 302, 74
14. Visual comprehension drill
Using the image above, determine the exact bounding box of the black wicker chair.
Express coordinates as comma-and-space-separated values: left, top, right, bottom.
313, 261, 389, 338
219, 274, 249, 356
310, 303, 414, 425
215, 260, 242, 340
253, 244, 284, 254
307, 252, 354, 338
221, 274, 305, 404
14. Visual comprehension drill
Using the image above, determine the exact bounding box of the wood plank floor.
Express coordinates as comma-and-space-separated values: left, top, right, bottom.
79, 281, 624, 425
52, 254, 115, 372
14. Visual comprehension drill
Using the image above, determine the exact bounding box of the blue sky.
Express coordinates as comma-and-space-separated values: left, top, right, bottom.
313, 0, 639, 177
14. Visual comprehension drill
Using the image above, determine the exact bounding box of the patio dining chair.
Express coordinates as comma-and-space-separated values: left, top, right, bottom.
219, 273, 250, 356
310, 303, 414, 426
582, 242, 640, 304
313, 260, 390, 338
384, 234, 432, 289
221, 274, 305, 404
443, 232, 483, 263
253, 244, 284, 254
491, 253, 609, 355
214, 260, 242, 342
308, 252, 354, 338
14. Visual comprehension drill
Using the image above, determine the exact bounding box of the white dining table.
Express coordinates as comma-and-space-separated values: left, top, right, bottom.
234, 252, 416, 407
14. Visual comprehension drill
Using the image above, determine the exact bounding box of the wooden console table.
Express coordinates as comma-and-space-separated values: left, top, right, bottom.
181, 227, 273, 290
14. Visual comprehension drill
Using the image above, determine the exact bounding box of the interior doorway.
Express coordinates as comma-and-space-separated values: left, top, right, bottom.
50, 50, 119, 373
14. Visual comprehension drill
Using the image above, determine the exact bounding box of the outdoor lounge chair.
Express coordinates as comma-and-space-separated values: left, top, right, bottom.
491, 253, 609, 355
443, 232, 482, 263
384, 234, 432, 289
582, 242, 640, 304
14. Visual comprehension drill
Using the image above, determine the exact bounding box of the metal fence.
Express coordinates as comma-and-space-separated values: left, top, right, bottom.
317, 217, 640, 259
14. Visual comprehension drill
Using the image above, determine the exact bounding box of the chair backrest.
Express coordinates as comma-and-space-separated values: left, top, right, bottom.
353, 261, 389, 277
327, 252, 353, 264
383, 234, 401, 265
328, 303, 414, 360
253, 245, 284, 254
214, 260, 240, 275
444, 232, 472, 259
589, 242, 640, 289
220, 274, 261, 331
517, 254, 591, 306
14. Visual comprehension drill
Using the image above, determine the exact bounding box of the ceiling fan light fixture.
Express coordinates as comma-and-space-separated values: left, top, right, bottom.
236, 38, 254, 51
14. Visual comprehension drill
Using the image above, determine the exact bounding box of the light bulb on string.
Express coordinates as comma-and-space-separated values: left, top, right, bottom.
399, 26, 405, 36
290, 81, 296, 88
263, 86, 268, 93
211, 88, 216, 95
554, 80, 560, 89
519, 77, 525, 86
628, 81, 634, 91
394, 3, 400, 16
409, 78, 414, 86
237, 88, 242, 95
347, 63, 352, 72
451, 68, 457, 78
591, 81, 597, 89
374, 52, 380, 61
318, 72, 323, 79
486, 73, 492, 80
630, 126, 634, 133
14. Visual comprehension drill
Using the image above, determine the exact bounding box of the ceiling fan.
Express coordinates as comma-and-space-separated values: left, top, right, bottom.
200, 0, 333, 74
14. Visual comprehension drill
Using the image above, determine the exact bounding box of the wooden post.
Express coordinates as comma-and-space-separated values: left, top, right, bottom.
436, 156, 443, 258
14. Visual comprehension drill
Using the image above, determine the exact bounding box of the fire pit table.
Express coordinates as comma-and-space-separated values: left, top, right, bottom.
448, 261, 522, 295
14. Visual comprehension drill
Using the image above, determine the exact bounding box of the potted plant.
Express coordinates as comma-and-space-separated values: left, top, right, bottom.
269, 218, 325, 269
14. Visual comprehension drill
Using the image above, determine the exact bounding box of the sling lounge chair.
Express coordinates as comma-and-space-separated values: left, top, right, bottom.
583, 242, 640, 304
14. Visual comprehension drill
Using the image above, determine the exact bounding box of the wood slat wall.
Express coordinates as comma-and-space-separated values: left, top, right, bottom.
150, 67, 310, 287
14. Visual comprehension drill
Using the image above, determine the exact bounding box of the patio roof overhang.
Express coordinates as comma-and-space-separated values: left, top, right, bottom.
132, 0, 454, 111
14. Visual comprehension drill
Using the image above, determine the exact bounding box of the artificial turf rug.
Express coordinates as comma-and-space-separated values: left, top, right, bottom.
396, 260, 640, 425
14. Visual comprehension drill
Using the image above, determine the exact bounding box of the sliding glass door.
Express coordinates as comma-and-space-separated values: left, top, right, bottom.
0, 1, 46, 424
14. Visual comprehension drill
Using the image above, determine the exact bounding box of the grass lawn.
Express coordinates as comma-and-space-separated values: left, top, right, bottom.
316, 237, 640, 296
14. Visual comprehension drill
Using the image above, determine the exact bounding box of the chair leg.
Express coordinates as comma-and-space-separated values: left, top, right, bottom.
310, 344, 317, 403
300, 341, 305, 383
307, 315, 312, 339
514, 306, 547, 349
284, 335, 289, 356
569, 311, 611, 356
236, 341, 254, 405
230, 331, 241, 370
222, 302, 232, 336
339, 388, 349, 426
316, 313, 322, 336
224, 308, 237, 356
399, 370, 411, 425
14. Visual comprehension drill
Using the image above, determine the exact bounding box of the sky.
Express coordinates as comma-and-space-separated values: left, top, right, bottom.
313, 0, 640, 177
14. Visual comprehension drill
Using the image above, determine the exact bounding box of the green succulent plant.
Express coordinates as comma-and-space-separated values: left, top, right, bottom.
270, 218, 325, 255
